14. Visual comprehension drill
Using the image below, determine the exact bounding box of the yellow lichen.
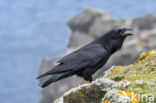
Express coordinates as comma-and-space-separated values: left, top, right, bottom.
104, 99, 111, 103
78, 92, 85, 97
104, 99, 108, 103
137, 49, 156, 61
116, 90, 138, 103
145, 50, 156, 59
112, 66, 123, 74
116, 90, 126, 96
108, 49, 156, 103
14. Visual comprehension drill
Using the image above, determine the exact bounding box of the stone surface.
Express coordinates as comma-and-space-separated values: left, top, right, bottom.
133, 14, 156, 30
101, 90, 133, 103
38, 8, 156, 103
54, 78, 120, 103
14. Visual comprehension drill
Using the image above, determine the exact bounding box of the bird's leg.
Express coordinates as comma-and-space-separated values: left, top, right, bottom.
84, 77, 92, 84
88, 76, 93, 82
83, 73, 93, 84
85, 81, 91, 84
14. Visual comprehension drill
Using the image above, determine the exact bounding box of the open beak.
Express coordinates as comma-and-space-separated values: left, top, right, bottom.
121, 28, 133, 36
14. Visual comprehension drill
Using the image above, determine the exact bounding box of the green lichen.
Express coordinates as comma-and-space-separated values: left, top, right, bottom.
108, 49, 156, 103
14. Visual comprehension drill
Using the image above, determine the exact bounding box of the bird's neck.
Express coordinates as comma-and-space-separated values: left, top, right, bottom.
98, 34, 112, 49
99, 35, 125, 54
110, 41, 123, 54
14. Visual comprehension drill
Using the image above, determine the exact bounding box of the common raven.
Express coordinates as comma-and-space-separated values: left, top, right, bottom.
37, 28, 133, 88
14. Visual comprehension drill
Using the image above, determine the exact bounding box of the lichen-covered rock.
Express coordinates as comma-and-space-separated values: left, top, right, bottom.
54, 78, 120, 103
103, 66, 121, 78
102, 90, 138, 103
105, 49, 156, 103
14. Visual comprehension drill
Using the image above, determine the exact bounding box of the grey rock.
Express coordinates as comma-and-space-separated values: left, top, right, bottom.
133, 14, 156, 30
54, 78, 120, 103
67, 31, 94, 49
101, 90, 133, 103
67, 8, 109, 33
89, 17, 132, 38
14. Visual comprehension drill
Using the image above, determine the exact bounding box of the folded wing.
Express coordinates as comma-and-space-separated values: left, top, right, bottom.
50, 43, 107, 73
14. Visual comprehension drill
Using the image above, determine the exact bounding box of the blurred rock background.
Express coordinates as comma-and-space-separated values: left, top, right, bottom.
38, 8, 156, 103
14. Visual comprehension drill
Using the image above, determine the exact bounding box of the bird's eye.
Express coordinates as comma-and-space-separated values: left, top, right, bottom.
118, 29, 125, 34
118, 29, 122, 33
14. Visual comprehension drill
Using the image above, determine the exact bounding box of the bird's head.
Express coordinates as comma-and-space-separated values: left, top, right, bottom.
113, 28, 133, 39
104, 28, 133, 53
100, 28, 133, 47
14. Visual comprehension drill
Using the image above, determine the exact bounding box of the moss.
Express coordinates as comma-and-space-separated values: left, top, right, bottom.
111, 74, 124, 81
107, 49, 156, 103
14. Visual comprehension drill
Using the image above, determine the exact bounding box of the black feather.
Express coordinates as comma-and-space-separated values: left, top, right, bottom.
39, 71, 72, 88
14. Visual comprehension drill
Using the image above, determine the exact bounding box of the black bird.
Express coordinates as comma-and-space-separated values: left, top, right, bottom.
37, 28, 133, 88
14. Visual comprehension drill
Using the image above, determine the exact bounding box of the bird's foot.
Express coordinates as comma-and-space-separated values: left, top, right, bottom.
84, 81, 91, 84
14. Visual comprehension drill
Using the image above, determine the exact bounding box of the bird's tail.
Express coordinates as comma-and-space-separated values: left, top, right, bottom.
36, 64, 71, 79
36, 72, 50, 79
38, 71, 72, 88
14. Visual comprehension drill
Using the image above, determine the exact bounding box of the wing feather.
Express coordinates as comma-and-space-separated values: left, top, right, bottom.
51, 43, 106, 73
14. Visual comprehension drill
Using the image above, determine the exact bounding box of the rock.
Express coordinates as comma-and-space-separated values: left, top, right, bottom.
133, 14, 156, 30
89, 17, 132, 38
67, 8, 110, 33
54, 78, 120, 103
103, 66, 119, 78
38, 8, 156, 103
67, 31, 94, 49
101, 90, 136, 103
